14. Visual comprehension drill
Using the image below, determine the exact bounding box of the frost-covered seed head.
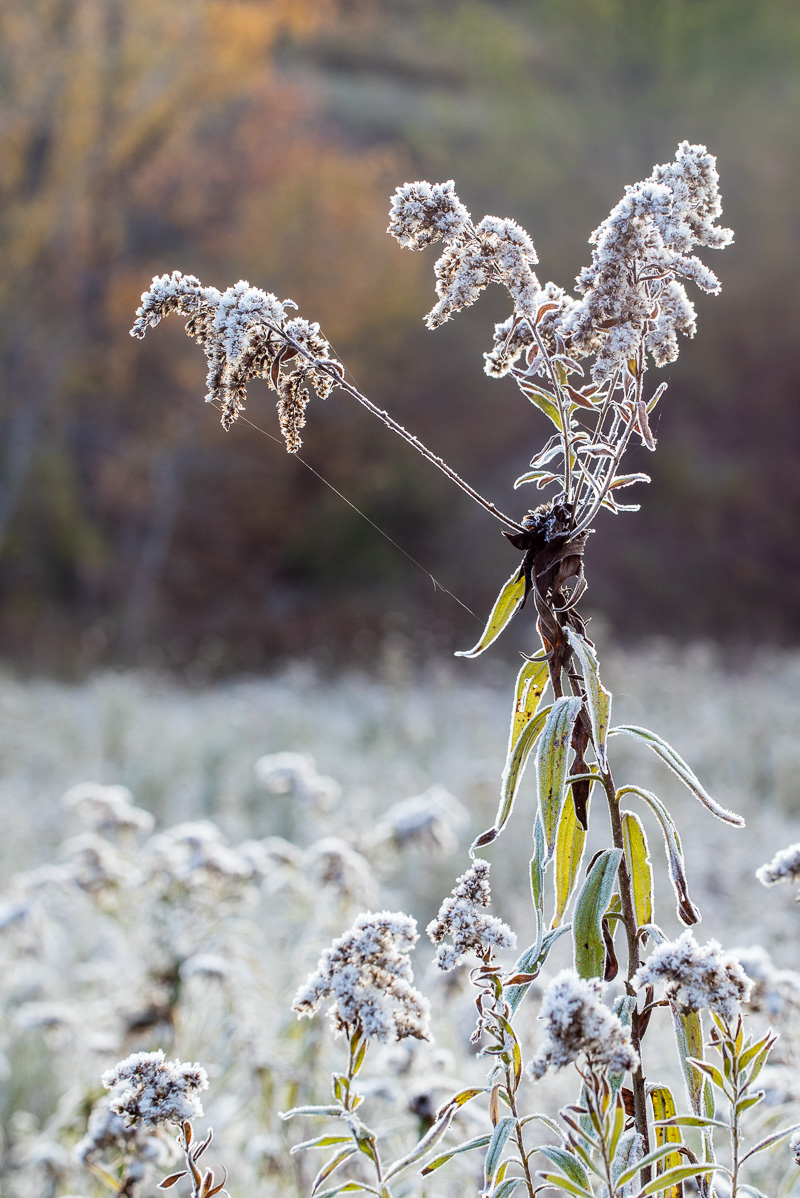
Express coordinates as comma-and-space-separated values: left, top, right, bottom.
756, 843, 800, 890
387, 180, 471, 250
62, 783, 154, 836
427, 859, 516, 970
102, 1050, 208, 1128
733, 945, 800, 1017
293, 911, 430, 1042
529, 970, 639, 1079
633, 932, 752, 1022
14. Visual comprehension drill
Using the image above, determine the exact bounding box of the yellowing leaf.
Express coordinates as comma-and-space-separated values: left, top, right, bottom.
455, 568, 526, 659
621, 810, 653, 928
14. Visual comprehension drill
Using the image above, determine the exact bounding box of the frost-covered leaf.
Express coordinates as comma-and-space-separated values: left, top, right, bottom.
553, 789, 588, 927
573, 849, 622, 979
537, 696, 583, 863
619, 786, 700, 926
475, 704, 552, 849
456, 568, 526, 658
565, 629, 610, 769
621, 810, 653, 928
610, 725, 744, 827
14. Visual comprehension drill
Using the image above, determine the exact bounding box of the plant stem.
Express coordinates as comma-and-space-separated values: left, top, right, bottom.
265, 321, 527, 534
600, 763, 652, 1174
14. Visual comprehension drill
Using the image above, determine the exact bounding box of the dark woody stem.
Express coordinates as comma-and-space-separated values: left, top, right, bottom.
264, 321, 527, 535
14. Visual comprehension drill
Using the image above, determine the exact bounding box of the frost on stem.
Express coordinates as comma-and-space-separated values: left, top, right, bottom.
293, 911, 431, 1043
528, 970, 639, 1079
633, 931, 752, 1022
426, 858, 515, 970
756, 842, 800, 893
102, 1050, 208, 1129
130, 271, 342, 447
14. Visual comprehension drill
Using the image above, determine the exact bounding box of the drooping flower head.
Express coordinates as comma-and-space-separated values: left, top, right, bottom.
633, 932, 752, 1022
427, 859, 516, 971
293, 911, 430, 1042
529, 970, 639, 1079
756, 843, 800, 894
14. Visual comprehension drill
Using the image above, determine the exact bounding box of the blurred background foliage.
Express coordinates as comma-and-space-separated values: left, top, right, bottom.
1, 0, 799, 673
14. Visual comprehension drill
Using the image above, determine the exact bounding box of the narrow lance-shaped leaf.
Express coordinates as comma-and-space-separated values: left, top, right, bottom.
509, 656, 550, 749
489, 1178, 526, 1198
565, 627, 611, 769
505, 924, 571, 1013
456, 567, 526, 659
483, 1117, 515, 1190
536, 1145, 591, 1189
648, 1085, 684, 1197
420, 1134, 491, 1176
529, 813, 546, 960
552, 785, 589, 927
671, 1007, 711, 1123
520, 382, 565, 430
621, 810, 653, 928
610, 725, 745, 827
573, 849, 622, 979
475, 704, 552, 849
618, 786, 700, 926
311, 1148, 358, 1197
537, 696, 583, 863
636, 1163, 717, 1196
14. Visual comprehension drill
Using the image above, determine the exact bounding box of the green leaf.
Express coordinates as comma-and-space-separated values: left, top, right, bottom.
536, 1145, 590, 1188
509, 656, 550, 749
610, 725, 745, 827
536, 1173, 594, 1198
636, 1163, 717, 1195
280, 1105, 343, 1120
617, 1143, 687, 1187
513, 467, 560, 490
537, 696, 583, 863
529, 812, 546, 959
621, 810, 653, 928
489, 1177, 525, 1198
552, 784, 588, 927
312, 1148, 357, 1196
484, 1117, 515, 1189
475, 704, 552, 849
291, 1135, 353, 1154
565, 627, 611, 768
618, 786, 700, 926
384, 1106, 455, 1179
573, 848, 622, 978
521, 383, 564, 430
655, 1116, 728, 1131
315, 1183, 374, 1198
420, 1134, 491, 1175
505, 925, 570, 1013
740, 1121, 800, 1164
456, 567, 527, 659
672, 1008, 706, 1117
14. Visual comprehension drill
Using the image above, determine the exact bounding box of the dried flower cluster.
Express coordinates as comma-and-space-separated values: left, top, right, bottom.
426, 859, 515, 970
392, 142, 731, 388
529, 970, 639, 1079
634, 931, 752, 1022
756, 842, 800, 891
130, 271, 342, 445
102, 1050, 208, 1128
293, 911, 430, 1042
389, 182, 540, 328
62, 782, 155, 836
734, 944, 800, 1017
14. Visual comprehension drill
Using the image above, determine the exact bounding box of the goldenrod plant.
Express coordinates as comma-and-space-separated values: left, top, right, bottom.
96, 142, 800, 1198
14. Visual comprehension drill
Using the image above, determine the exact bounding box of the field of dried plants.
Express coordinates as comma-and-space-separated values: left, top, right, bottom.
2, 641, 800, 1197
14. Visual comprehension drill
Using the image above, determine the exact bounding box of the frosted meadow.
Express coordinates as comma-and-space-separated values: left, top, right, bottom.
3, 145, 800, 1198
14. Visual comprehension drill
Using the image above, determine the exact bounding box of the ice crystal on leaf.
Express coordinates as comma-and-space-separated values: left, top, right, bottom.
102, 1050, 208, 1129
529, 970, 639, 1079
293, 911, 430, 1043
634, 931, 751, 1021
426, 858, 515, 970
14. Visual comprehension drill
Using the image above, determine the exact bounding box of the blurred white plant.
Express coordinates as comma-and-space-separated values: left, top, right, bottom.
62, 782, 155, 837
